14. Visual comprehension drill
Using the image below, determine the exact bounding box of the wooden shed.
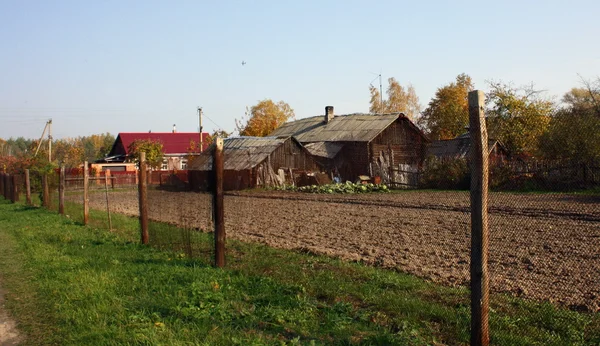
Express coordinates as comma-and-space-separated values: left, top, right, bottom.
269, 106, 429, 187
427, 133, 508, 165
188, 136, 319, 191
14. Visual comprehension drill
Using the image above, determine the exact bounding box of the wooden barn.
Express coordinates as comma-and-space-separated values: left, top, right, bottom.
427, 133, 508, 165
269, 106, 429, 187
188, 136, 319, 191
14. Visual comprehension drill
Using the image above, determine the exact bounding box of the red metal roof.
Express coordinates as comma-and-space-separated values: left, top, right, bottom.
110, 132, 210, 156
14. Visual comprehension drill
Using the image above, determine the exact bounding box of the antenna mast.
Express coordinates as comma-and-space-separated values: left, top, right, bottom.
48, 119, 52, 162
198, 107, 203, 153
379, 73, 383, 113
370, 71, 384, 114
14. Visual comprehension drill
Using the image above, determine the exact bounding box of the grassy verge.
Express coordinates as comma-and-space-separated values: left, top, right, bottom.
0, 198, 598, 345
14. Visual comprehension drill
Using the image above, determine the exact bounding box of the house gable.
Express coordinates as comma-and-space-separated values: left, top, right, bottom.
370, 117, 428, 166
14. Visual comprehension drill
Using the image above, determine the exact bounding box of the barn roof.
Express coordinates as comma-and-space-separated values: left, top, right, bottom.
188, 136, 294, 171
270, 113, 418, 143
109, 132, 210, 156
427, 133, 505, 159
303, 142, 344, 159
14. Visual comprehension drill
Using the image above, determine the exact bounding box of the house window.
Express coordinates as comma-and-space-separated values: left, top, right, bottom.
181, 159, 188, 170
161, 159, 168, 170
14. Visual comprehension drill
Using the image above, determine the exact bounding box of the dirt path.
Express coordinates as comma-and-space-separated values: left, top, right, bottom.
0, 280, 21, 345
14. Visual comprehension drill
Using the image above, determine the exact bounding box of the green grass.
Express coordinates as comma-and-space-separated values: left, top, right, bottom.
0, 198, 598, 345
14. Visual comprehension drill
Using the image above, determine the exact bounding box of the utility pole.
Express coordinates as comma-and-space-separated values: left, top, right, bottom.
34, 120, 49, 157
198, 107, 204, 153
34, 119, 53, 160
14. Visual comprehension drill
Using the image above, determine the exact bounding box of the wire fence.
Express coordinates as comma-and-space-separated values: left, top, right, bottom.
7, 167, 594, 310
1, 96, 598, 344
1, 161, 598, 344
56, 177, 596, 312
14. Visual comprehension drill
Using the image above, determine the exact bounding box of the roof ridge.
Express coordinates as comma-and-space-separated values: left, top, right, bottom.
294, 112, 405, 119
119, 132, 205, 134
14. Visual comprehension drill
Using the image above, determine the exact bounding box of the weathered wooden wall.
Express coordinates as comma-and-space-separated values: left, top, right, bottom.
268, 139, 319, 172
336, 142, 370, 181
370, 118, 427, 167
369, 118, 427, 187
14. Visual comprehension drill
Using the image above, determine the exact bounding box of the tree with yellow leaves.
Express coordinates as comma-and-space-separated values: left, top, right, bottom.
420, 73, 474, 140
486, 81, 554, 157
236, 99, 295, 137
369, 77, 421, 120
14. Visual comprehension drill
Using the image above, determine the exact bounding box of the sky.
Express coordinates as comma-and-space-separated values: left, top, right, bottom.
1, 0, 599, 140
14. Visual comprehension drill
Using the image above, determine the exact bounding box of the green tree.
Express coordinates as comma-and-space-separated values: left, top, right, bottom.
52, 138, 84, 168
236, 99, 295, 137
539, 79, 600, 172
420, 73, 474, 140
80, 133, 115, 162
0, 138, 7, 156
486, 82, 554, 157
3, 137, 34, 156
36, 133, 115, 167
369, 77, 421, 120
127, 139, 164, 169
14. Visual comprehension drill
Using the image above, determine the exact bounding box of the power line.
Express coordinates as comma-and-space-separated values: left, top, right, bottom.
202, 113, 225, 131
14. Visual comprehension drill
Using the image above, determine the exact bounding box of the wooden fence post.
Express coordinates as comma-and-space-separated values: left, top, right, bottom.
4, 174, 10, 201
104, 170, 112, 230
11, 174, 19, 203
2, 173, 8, 200
8, 174, 13, 201
42, 174, 50, 208
25, 169, 32, 206
8, 173, 13, 201
213, 137, 225, 267
83, 162, 89, 225
469, 90, 490, 346
59, 166, 65, 215
138, 152, 149, 244
0, 173, 5, 199
6, 174, 12, 202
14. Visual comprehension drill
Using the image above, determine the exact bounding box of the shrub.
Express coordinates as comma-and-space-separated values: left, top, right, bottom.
420, 157, 470, 190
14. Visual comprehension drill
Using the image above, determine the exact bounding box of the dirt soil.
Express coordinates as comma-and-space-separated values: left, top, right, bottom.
85, 189, 600, 311
0, 281, 21, 345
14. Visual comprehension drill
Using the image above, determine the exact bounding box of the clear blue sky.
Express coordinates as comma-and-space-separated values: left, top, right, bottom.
1, 0, 598, 139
